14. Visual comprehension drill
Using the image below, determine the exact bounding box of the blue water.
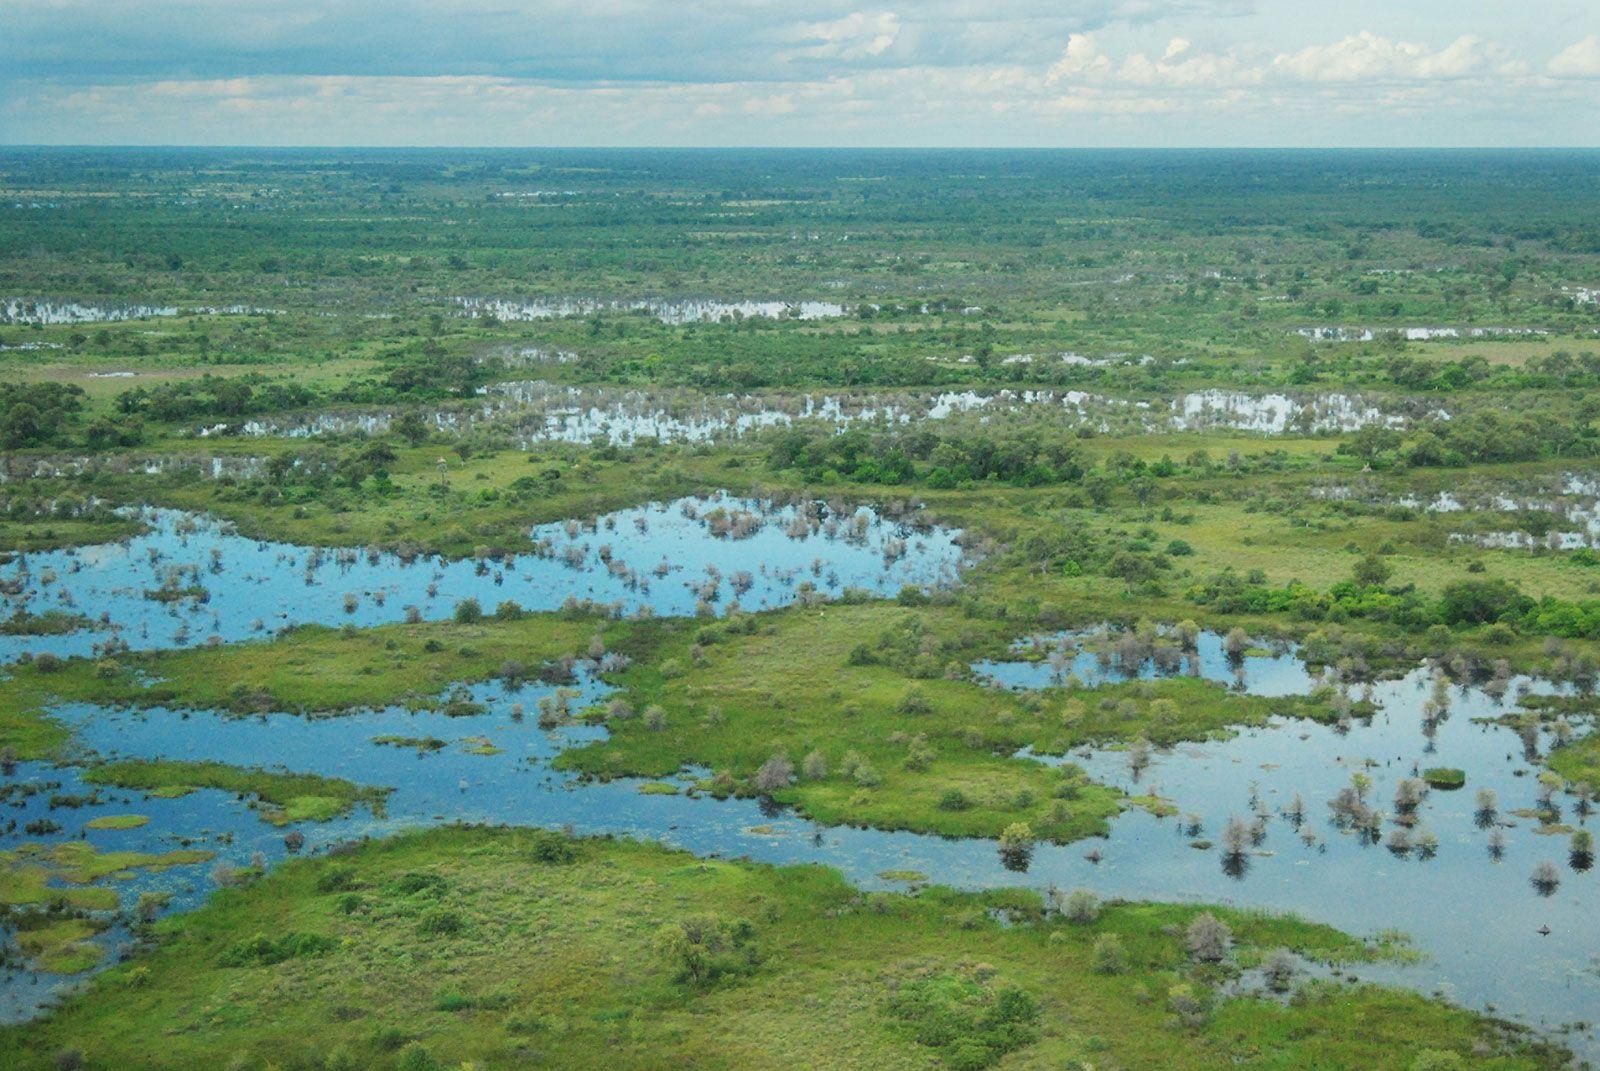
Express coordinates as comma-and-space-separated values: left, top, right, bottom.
973, 627, 1320, 697
3, 524, 1598, 1056
0, 495, 966, 662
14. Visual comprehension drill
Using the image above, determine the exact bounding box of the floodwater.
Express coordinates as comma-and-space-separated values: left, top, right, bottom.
454, 297, 847, 325
210, 383, 1444, 444
0, 495, 967, 662
973, 627, 1321, 697
0, 301, 276, 326
3, 533, 1598, 1056
4, 630, 1597, 1054
1297, 326, 1548, 343
1315, 473, 1600, 551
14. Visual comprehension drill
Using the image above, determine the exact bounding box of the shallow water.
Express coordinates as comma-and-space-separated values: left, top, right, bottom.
5, 534, 1600, 1053
1298, 326, 1548, 343
454, 296, 847, 325
214, 383, 1442, 444
0, 453, 268, 484
0, 301, 275, 326
1, 301, 178, 325
1315, 472, 1600, 552
4, 648, 1598, 1053
973, 627, 1321, 697
0, 495, 966, 662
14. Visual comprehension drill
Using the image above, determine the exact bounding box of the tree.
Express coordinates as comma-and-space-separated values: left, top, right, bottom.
752, 752, 793, 793
1091, 933, 1127, 974
1262, 948, 1298, 992
1054, 888, 1100, 923
1185, 912, 1232, 963
1438, 579, 1531, 626
655, 914, 758, 986
393, 410, 431, 445
998, 822, 1035, 871
1352, 554, 1393, 589
0, 401, 41, 448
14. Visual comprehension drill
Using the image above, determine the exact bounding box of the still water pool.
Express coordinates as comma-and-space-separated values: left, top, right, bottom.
2, 531, 1596, 1056
0, 495, 967, 663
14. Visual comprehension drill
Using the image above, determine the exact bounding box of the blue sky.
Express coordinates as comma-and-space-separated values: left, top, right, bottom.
2, 1, 1597, 146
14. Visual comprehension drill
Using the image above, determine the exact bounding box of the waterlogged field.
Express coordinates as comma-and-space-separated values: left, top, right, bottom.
3, 148, 1600, 1070
0, 494, 966, 661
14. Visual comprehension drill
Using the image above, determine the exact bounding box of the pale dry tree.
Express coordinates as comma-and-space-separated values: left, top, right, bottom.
753, 752, 793, 793
1261, 948, 1298, 993
1220, 815, 1251, 859
1185, 912, 1232, 963
1530, 860, 1561, 895
1053, 888, 1101, 924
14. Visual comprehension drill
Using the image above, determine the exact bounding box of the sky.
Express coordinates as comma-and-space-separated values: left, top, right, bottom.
1, 1, 1597, 147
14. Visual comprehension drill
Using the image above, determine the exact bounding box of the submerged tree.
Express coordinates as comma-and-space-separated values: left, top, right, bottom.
1474, 788, 1498, 827
1261, 947, 1298, 993
1530, 860, 1561, 896
998, 822, 1036, 871
1571, 829, 1595, 872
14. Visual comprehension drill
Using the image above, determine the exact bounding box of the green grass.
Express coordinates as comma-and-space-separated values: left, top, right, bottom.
0, 827, 1564, 1071
0, 614, 607, 759
558, 602, 1345, 844
0, 611, 98, 636
83, 440, 745, 559
1547, 737, 1600, 793
83, 761, 387, 826
0, 516, 143, 553
82, 814, 149, 831
0, 593, 1372, 847
1422, 768, 1467, 790
4, 841, 215, 886
1, 839, 214, 973
14, 917, 107, 974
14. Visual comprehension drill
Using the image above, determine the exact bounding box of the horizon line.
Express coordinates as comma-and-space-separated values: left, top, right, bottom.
3, 143, 1599, 152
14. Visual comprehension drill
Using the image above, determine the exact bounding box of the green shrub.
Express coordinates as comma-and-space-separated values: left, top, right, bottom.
418, 909, 465, 936
1092, 933, 1127, 974
886, 971, 1040, 1070
655, 914, 759, 986
315, 865, 357, 893
218, 932, 335, 967
528, 829, 580, 864
391, 872, 447, 896
1422, 768, 1466, 790
396, 1042, 442, 1071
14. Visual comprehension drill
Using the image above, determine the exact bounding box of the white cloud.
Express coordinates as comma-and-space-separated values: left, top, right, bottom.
1046, 34, 1112, 83
1547, 35, 1600, 78
1271, 32, 1501, 83
791, 12, 901, 62
1050, 29, 1517, 92
4, 9, 1597, 147
1118, 45, 1259, 87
